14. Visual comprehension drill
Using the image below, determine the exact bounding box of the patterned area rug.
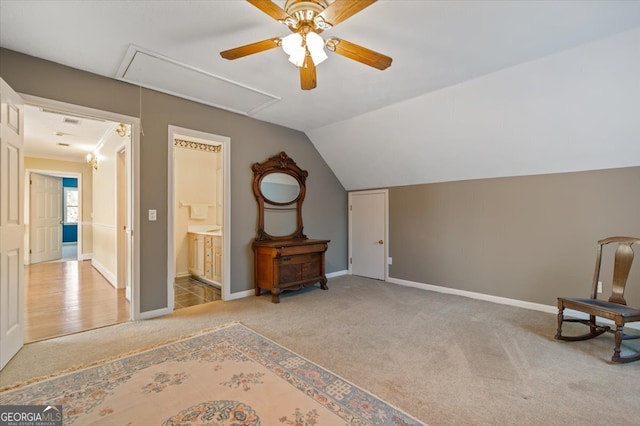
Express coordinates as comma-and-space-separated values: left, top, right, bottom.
0, 323, 424, 425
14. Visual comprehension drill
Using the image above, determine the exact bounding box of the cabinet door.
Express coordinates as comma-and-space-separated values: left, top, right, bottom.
213, 236, 222, 283
194, 235, 204, 276
204, 236, 213, 279
188, 234, 197, 274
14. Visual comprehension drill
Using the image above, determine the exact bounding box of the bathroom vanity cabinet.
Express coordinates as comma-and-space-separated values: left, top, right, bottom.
188, 232, 222, 286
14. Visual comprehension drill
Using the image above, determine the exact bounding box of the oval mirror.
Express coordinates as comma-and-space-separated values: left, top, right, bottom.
260, 172, 300, 204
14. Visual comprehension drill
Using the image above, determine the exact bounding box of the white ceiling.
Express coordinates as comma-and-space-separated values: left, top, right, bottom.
2, 1, 639, 186
23, 105, 119, 162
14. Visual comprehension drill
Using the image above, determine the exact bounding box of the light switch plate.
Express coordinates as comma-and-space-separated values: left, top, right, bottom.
148, 209, 157, 221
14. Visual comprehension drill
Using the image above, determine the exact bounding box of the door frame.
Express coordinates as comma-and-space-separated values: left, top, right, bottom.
348, 189, 389, 280
25, 169, 82, 263
116, 145, 129, 299
21, 94, 142, 320
167, 125, 231, 306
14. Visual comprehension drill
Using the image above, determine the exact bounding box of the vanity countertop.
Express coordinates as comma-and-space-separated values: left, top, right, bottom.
188, 230, 222, 237
188, 226, 222, 236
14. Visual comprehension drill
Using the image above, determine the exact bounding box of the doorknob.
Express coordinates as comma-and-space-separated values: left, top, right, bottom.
378, 240, 384, 245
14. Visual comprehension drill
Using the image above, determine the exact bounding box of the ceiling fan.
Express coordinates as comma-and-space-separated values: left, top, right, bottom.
220, 0, 392, 90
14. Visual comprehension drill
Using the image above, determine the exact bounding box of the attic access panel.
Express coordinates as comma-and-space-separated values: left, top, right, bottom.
117, 45, 280, 116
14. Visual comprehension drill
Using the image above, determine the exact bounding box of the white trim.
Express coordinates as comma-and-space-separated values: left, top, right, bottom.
348, 189, 389, 280
168, 125, 231, 312
137, 307, 172, 320
224, 273, 347, 301
387, 276, 640, 330
326, 270, 348, 279
91, 258, 116, 288
225, 290, 254, 301
91, 223, 117, 230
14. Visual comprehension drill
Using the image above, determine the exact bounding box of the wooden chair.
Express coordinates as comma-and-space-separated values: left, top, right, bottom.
556, 236, 640, 363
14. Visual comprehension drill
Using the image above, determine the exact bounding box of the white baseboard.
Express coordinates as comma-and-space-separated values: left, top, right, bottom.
223, 271, 347, 301
91, 258, 117, 288
386, 276, 640, 331
138, 306, 172, 320
80, 252, 92, 261
225, 289, 254, 301
327, 269, 348, 279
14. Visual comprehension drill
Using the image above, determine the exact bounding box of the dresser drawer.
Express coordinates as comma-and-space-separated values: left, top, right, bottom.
279, 243, 326, 256
278, 253, 318, 265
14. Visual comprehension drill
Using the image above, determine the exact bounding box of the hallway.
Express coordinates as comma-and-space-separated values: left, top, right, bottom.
24, 258, 222, 342
24, 260, 130, 342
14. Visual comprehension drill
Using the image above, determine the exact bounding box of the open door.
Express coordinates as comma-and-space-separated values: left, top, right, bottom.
1, 78, 25, 369
29, 172, 63, 264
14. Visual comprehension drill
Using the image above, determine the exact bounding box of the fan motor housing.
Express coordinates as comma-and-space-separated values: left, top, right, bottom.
285, 0, 329, 16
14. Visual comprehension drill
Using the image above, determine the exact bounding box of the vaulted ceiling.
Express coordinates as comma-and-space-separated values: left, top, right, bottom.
2, 1, 639, 189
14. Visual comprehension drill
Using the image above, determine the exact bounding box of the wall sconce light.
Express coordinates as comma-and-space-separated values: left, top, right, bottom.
86, 152, 99, 170
115, 123, 127, 137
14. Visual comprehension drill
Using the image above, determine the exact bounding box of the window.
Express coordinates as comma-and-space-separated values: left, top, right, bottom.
64, 187, 79, 224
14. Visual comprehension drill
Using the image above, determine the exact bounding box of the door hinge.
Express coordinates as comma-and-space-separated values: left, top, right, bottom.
350, 205, 352, 211
350, 257, 352, 264
29, 249, 32, 254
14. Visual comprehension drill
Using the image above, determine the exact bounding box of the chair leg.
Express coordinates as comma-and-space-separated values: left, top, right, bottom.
555, 306, 565, 340
589, 315, 597, 335
610, 325, 640, 363
613, 325, 623, 362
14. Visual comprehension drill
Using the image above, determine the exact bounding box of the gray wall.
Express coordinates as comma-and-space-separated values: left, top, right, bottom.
1, 48, 347, 313
389, 166, 640, 307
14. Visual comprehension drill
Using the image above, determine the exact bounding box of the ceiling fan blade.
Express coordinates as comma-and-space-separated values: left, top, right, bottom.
220, 37, 281, 60
300, 55, 317, 90
327, 38, 392, 70
317, 0, 377, 28
246, 0, 291, 22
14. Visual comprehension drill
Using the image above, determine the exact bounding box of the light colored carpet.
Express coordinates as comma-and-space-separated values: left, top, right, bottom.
1, 322, 421, 425
2, 275, 639, 425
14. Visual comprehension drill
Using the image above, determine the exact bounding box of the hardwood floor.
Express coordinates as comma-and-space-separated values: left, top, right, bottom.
24, 260, 130, 343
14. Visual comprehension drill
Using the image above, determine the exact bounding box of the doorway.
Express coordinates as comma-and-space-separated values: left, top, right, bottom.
21, 95, 139, 341
349, 189, 389, 280
168, 125, 231, 310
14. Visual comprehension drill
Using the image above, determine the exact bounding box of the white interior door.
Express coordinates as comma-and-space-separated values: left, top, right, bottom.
349, 189, 388, 280
1, 78, 25, 369
29, 172, 62, 264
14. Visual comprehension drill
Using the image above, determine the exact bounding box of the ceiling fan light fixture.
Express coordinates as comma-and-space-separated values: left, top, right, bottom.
305, 31, 327, 65
281, 33, 303, 56
288, 50, 306, 67
222, 0, 391, 89
282, 33, 306, 66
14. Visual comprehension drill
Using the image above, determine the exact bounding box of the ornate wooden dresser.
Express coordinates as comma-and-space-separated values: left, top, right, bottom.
251, 152, 330, 303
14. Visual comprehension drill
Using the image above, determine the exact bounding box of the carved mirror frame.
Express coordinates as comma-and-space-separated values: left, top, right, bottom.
252, 151, 308, 241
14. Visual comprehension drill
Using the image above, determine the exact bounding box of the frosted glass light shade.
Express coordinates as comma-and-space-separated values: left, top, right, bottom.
281, 33, 303, 56
306, 32, 327, 65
